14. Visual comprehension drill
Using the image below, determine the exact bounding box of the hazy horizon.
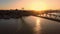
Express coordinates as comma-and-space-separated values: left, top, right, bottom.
0, 0, 60, 10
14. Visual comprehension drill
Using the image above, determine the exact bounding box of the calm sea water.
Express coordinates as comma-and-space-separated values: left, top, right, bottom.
0, 15, 60, 34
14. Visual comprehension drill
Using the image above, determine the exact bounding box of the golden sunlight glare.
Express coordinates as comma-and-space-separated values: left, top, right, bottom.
34, 17, 41, 34
30, 1, 47, 11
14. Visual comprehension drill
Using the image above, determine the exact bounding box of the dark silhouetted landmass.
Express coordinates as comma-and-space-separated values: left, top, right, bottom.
0, 10, 60, 19
0, 10, 39, 19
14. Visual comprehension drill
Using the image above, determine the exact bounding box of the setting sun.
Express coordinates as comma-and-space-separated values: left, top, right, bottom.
29, 1, 47, 11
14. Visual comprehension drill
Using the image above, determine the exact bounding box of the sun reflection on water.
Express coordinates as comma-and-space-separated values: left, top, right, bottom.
34, 17, 41, 34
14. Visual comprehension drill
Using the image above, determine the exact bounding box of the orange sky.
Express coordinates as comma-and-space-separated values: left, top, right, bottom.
0, 0, 60, 10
